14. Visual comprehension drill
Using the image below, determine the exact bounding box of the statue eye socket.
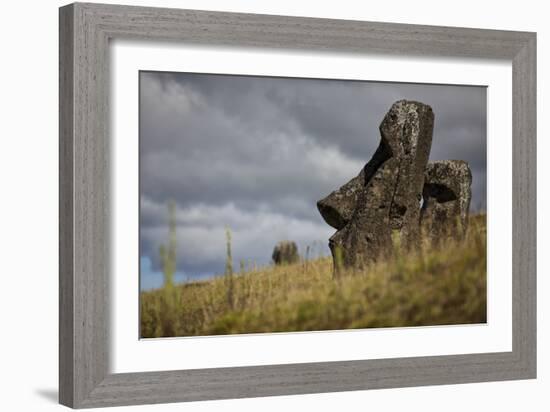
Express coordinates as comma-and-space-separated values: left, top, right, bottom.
424, 183, 457, 203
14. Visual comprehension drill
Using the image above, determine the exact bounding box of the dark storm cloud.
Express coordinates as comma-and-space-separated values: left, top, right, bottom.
139, 71, 486, 287
140, 72, 364, 221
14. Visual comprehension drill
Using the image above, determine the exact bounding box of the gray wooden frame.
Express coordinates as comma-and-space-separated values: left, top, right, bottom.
59, 2, 536, 408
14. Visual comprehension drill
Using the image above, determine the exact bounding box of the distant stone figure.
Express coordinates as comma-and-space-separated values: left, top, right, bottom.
421, 160, 472, 243
272, 241, 299, 265
318, 100, 434, 271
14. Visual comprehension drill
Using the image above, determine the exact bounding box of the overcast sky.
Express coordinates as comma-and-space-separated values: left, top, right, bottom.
139, 71, 486, 290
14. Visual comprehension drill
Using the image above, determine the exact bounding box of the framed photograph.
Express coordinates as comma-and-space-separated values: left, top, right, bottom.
59, 2, 536, 408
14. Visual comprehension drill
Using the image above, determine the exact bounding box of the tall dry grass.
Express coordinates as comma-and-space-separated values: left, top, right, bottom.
140, 215, 486, 338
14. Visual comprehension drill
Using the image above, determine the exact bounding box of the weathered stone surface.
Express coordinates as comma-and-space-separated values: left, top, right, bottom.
421, 160, 472, 242
329, 158, 399, 270
316, 169, 365, 230
317, 140, 393, 230
272, 241, 299, 265
380, 100, 434, 246
321, 100, 434, 271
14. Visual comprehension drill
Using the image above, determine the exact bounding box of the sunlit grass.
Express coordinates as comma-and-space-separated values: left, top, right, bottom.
140, 214, 487, 338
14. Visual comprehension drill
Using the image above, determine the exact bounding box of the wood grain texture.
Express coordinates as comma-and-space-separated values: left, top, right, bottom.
59, 4, 74, 406
512, 34, 537, 374
58, 2, 537, 408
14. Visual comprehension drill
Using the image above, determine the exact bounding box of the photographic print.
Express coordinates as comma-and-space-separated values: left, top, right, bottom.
139, 71, 487, 338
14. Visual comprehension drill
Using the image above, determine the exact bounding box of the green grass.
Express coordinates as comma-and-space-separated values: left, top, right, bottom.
140, 215, 487, 338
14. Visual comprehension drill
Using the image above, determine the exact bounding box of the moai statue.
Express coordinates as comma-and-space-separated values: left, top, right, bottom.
317, 100, 434, 272
272, 241, 299, 265
421, 160, 472, 244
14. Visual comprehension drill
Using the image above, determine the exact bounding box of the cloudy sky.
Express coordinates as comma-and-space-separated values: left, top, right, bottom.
139, 71, 486, 290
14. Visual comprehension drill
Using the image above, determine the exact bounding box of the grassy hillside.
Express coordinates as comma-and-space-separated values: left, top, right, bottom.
140, 214, 486, 338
